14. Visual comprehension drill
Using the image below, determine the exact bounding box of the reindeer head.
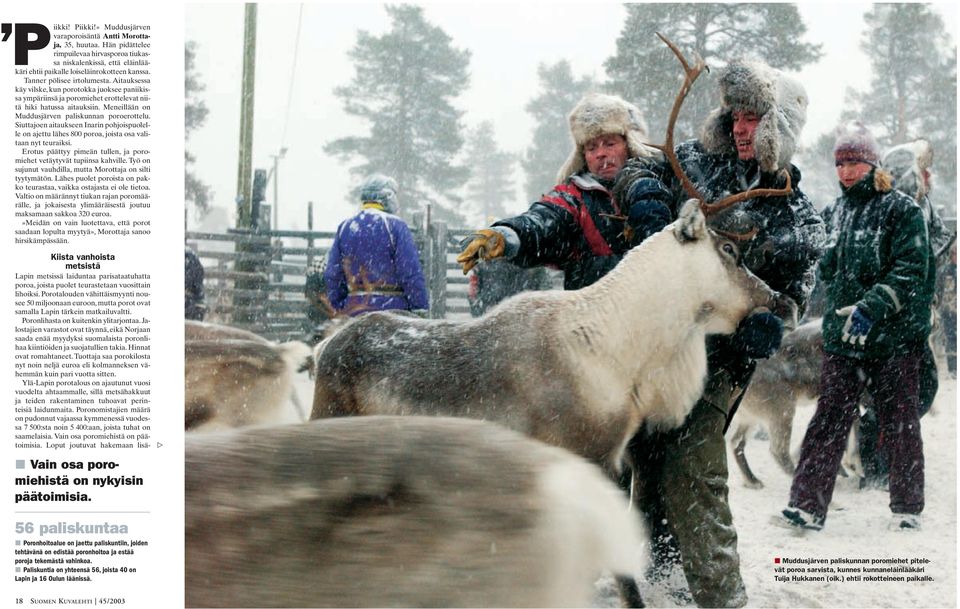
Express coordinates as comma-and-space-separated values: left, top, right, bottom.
672, 199, 797, 336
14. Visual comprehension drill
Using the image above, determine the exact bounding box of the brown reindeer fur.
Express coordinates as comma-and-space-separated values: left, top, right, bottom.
185, 416, 644, 608
728, 318, 863, 488
184, 321, 312, 431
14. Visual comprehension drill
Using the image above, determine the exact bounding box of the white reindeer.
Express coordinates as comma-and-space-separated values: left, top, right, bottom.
185, 416, 644, 608
311, 200, 796, 476
184, 321, 312, 431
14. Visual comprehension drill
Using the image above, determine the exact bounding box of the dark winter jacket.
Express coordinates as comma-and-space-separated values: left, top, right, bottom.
673, 141, 824, 307
468, 260, 554, 316
493, 172, 640, 290
325, 206, 429, 316
819, 169, 935, 360
918, 194, 952, 256
304, 259, 332, 326
185, 247, 206, 321
823, 193, 950, 255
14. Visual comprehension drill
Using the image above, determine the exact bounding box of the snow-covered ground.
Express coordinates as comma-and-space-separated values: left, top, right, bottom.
730, 372, 957, 609
624, 370, 956, 608
286, 371, 956, 608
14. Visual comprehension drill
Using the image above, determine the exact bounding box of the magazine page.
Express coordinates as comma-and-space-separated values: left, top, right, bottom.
2, 2, 183, 607
183, 3, 957, 608
3, 2, 957, 609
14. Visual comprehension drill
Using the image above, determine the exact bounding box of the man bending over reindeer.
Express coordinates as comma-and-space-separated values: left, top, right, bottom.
611, 59, 825, 606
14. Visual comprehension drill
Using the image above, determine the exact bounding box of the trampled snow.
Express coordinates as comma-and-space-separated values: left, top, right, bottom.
286, 367, 956, 608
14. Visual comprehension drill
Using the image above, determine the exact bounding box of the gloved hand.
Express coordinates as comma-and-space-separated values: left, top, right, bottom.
627, 199, 671, 243
729, 311, 784, 359
456, 229, 505, 274
836, 305, 873, 346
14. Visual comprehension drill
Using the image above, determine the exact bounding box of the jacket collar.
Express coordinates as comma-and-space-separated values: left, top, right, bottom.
571, 172, 612, 192
839, 170, 878, 204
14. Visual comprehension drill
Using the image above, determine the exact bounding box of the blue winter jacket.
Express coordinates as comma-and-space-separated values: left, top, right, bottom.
324, 205, 429, 316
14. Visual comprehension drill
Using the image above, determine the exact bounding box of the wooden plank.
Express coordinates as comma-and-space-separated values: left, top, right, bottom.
187, 231, 271, 244
205, 270, 269, 281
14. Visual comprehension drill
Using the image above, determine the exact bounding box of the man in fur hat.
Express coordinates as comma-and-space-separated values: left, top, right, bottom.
613, 60, 825, 607
781, 121, 934, 532
457, 93, 666, 289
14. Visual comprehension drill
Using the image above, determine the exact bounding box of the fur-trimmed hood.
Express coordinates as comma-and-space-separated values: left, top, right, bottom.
882, 139, 933, 199
700, 60, 808, 173
556, 93, 660, 183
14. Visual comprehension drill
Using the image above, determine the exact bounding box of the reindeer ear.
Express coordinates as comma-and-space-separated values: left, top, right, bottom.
675, 199, 707, 242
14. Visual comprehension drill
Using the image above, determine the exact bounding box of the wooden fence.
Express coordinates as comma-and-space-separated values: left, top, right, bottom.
186, 213, 479, 341
187, 210, 956, 342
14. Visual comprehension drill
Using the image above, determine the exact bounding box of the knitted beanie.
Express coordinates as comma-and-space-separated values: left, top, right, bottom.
833, 121, 881, 166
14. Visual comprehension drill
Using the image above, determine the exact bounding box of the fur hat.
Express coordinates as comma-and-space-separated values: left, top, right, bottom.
359, 174, 399, 214
833, 121, 881, 167
881, 139, 934, 199
700, 60, 809, 173
556, 93, 657, 182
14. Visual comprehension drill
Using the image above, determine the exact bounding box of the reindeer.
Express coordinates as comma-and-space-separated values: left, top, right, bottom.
186, 416, 644, 608
311, 34, 795, 474
727, 318, 868, 488
727, 318, 825, 487
185, 319, 275, 344
308, 36, 798, 607
184, 321, 312, 431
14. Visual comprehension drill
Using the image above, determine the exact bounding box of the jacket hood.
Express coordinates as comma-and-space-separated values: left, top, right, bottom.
882, 139, 933, 199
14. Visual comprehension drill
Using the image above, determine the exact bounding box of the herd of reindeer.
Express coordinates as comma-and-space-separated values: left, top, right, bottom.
182, 39, 911, 608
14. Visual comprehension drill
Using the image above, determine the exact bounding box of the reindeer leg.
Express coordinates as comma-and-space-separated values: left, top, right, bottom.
289, 389, 307, 422
769, 402, 796, 477
730, 424, 763, 488
616, 574, 645, 608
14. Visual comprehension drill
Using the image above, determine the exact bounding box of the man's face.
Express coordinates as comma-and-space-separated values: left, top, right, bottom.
836, 161, 873, 188
732, 110, 761, 161
584, 134, 628, 180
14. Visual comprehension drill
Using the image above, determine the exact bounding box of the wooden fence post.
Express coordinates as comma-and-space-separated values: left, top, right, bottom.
410, 211, 429, 310
429, 221, 447, 318
306, 201, 315, 270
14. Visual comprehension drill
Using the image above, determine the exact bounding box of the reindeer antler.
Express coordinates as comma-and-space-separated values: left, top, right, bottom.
646, 33, 709, 206
704, 172, 792, 216
647, 33, 793, 219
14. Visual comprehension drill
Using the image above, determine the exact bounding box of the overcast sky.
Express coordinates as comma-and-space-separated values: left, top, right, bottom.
185, 2, 957, 231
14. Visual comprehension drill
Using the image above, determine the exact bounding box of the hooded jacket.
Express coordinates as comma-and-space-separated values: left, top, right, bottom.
819, 169, 935, 360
